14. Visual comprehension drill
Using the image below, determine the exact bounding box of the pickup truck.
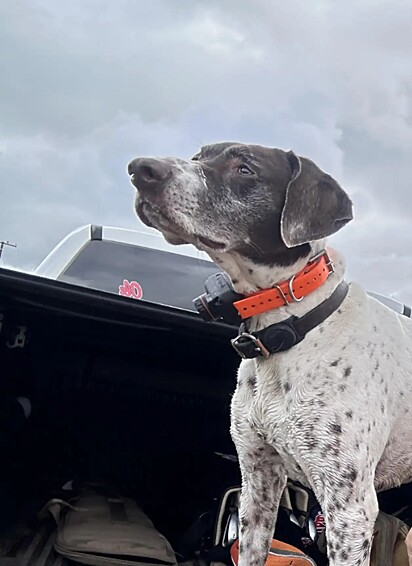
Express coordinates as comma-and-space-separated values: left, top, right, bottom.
0, 224, 410, 566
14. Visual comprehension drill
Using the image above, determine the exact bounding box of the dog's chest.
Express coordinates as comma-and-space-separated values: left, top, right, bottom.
241, 355, 321, 483
232, 289, 412, 488
250, 398, 309, 483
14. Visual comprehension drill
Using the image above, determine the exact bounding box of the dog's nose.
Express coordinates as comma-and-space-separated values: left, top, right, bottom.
128, 158, 172, 192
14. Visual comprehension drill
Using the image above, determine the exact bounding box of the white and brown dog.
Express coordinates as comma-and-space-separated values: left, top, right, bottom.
128, 143, 412, 566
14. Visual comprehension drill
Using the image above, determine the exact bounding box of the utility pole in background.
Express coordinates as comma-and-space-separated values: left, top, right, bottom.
0, 241, 17, 261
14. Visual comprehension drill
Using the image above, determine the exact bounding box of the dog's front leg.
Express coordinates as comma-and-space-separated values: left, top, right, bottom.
231, 365, 286, 566
313, 477, 378, 566
237, 452, 286, 566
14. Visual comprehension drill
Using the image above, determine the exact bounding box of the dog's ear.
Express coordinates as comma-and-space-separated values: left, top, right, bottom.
280, 151, 353, 247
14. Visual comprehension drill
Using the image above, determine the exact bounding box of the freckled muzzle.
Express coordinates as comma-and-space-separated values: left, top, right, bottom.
129, 156, 186, 238
128, 156, 230, 250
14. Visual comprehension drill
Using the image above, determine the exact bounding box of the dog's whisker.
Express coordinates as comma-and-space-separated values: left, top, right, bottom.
245, 238, 264, 256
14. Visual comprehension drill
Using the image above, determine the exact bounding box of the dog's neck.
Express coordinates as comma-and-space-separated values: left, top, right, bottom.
209, 241, 346, 331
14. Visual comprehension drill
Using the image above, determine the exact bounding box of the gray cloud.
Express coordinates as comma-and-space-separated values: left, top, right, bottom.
1, 0, 412, 303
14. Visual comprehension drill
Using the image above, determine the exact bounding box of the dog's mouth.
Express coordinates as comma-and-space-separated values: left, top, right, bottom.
136, 200, 188, 245
195, 236, 227, 250
136, 200, 227, 251
136, 200, 160, 230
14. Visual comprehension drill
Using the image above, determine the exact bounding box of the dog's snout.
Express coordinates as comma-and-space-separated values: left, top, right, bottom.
128, 158, 172, 191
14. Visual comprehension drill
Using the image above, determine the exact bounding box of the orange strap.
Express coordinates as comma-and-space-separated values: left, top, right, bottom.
231, 538, 316, 566
233, 251, 334, 319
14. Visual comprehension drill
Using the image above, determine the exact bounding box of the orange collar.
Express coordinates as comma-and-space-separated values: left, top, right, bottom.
233, 250, 335, 320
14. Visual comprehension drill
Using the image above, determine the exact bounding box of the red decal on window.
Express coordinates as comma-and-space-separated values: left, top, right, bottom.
118, 279, 143, 300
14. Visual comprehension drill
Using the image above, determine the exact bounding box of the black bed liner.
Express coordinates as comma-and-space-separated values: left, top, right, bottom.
0, 268, 235, 339
0, 267, 241, 560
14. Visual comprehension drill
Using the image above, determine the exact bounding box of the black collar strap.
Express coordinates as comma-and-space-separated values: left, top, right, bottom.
231, 281, 349, 359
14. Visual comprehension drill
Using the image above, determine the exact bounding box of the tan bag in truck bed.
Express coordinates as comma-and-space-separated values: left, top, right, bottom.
41, 489, 177, 566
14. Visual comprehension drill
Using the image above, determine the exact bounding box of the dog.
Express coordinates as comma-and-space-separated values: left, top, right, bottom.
128, 143, 412, 565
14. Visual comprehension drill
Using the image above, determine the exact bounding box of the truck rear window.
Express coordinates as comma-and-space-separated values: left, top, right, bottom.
59, 240, 220, 312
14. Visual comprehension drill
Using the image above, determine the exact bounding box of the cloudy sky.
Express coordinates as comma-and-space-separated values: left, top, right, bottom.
1, 0, 412, 302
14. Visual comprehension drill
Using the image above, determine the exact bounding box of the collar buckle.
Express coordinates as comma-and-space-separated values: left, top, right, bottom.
309, 249, 335, 276
231, 332, 270, 359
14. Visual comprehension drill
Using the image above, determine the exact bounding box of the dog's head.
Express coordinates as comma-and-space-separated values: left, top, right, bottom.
128, 143, 352, 279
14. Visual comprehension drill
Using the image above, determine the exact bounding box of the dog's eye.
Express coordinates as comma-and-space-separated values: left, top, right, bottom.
237, 165, 254, 176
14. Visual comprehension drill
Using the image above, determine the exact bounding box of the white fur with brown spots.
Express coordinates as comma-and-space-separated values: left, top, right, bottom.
128, 143, 412, 565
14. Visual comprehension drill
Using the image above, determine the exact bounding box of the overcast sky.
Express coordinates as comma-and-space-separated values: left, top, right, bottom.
1, 0, 412, 302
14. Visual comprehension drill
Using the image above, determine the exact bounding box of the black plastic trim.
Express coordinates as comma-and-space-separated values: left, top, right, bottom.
90, 225, 103, 240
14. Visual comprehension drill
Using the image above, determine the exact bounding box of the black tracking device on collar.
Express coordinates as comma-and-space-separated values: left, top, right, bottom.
193, 272, 242, 325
